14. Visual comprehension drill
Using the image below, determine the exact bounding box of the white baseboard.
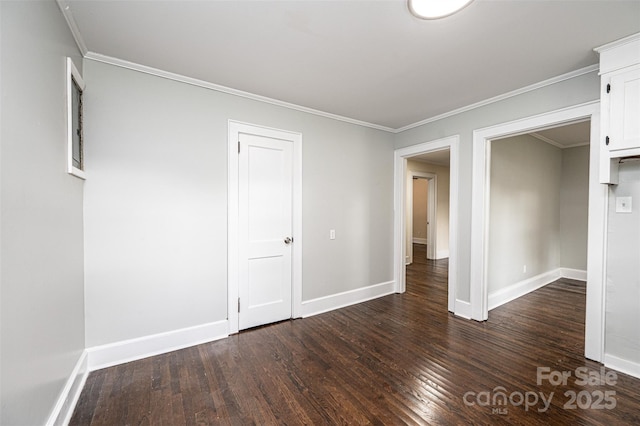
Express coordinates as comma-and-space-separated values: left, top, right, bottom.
488, 267, 587, 311
412, 238, 428, 245
604, 354, 640, 380
436, 249, 449, 260
489, 269, 561, 311
87, 320, 229, 371
46, 350, 89, 426
454, 299, 472, 319
301, 280, 395, 318
559, 268, 587, 281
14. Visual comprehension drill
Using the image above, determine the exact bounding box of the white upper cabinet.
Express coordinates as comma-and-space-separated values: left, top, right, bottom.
596, 33, 640, 184
608, 67, 640, 153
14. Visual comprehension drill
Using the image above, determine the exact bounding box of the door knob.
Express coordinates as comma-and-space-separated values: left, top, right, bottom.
284, 237, 293, 244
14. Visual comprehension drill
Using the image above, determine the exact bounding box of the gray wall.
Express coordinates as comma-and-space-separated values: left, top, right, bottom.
83, 60, 394, 347
394, 71, 600, 301
606, 161, 640, 367
488, 137, 589, 294
1, 1, 85, 425
560, 145, 590, 270
488, 135, 562, 293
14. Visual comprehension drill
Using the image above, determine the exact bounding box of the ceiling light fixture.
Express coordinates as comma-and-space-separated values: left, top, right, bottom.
408, 0, 474, 19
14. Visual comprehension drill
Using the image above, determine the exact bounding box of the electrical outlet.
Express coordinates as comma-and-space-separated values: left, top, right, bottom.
329, 229, 336, 240
523, 265, 527, 273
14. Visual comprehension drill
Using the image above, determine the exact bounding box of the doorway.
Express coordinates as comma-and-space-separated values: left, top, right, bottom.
486, 120, 591, 311
469, 101, 606, 362
393, 135, 460, 314
407, 172, 436, 264
228, 121, 303, 334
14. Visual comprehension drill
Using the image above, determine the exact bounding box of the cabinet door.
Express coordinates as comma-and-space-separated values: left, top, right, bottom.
609, 68, 640, 152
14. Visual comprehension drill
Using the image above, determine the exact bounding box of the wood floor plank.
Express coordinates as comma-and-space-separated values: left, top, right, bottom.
70, 244, 640, 425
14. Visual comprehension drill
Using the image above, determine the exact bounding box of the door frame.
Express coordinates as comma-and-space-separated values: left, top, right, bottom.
228, 120, 303, 335
394, 135, 459, 313
407, 172, 437, 263
469, 101, 606, 361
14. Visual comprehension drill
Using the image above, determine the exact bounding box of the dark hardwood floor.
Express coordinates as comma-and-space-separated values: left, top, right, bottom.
71, 244, 640, 425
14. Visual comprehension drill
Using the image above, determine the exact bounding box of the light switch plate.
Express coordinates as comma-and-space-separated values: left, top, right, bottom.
616, 196, 632, 213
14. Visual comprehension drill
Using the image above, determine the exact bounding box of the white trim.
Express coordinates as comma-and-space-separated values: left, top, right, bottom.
585, 110, 607, 362
228, 122, 240, 333
426, 174, 437, 260
45, 351, 88, 426
87, 320, 228, 371
54, 3, 601, 137
560, 268, 588, 281
395, 65, 599, 133
563, 142, 591, 149
436, 249, 450, 260
301, 281, 395, 318
595, 32, 640, 54
412, 237, 428, 245
529, 132, 590, 150
594, 33, 640, 75
470, 101, 606, 362
407, 171, 437, 262
529, 132, 565, 149
227, 120, 303, 334
394, 135, 459, 314
454, 300, 471, 320
75, 52, 598, 135
489, 268, 587, 312
56, 1, 88, 55
604, 354, 640, 380
488, 269, 562, 311
85, 53, 394, 133
563, 141, 591, 149
449, 140, 460, 313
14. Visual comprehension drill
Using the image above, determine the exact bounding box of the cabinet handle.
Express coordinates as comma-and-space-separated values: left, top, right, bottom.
605, 136, 610, 146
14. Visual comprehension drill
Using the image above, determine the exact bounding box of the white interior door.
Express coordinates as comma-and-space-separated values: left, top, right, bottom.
238, 132, 293, 330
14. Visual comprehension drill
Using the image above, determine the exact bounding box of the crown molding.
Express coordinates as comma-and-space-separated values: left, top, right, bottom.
84, 52, 396, 133
56, 0, 600, 136
530, 132, 590, 149
529, 132, 565, 149
394, 64, 600, 133
594, 32, 640, 54
84, 52, 599, 136
564, 141, 590, 149
56, 0, 88, 56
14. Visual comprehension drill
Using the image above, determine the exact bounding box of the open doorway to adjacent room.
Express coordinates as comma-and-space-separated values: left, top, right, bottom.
486, 120, 591, 312
394, 135, 459, 314
404, 149, 451, 311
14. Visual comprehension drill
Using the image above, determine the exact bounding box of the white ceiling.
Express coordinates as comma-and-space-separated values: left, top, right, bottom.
60, 0, 640, 131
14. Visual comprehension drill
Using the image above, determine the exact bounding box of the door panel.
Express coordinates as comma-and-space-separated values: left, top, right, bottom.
239, 133, 293, 330
609, 68, 640, 151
